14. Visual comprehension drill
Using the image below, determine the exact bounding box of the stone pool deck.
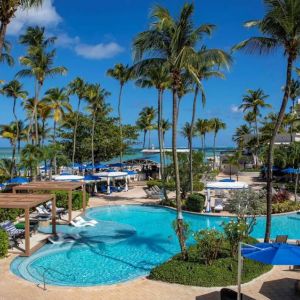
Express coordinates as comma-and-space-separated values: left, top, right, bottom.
1, 177, 300, 300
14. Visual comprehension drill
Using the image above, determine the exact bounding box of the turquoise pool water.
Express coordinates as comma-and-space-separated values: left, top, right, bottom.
11, 205, 300, 286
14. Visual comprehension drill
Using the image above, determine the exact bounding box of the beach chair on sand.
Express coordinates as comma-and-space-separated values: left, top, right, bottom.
272, 235, 288, 244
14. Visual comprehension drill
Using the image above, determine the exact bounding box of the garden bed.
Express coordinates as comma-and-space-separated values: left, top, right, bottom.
149, 242, 272, 287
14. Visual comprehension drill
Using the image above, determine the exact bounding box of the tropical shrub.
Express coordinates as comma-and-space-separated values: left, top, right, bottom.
54, 191, 89, 210
272, 200, 300, 214
0, 229, 9, 257
185, 193, 205, 212
272, 190, 290, 203
193, 181, 204, 192
194, 229, 223, 265
146, 179, 175, 191
222, 219, 249, 256
0, 208, 22, 223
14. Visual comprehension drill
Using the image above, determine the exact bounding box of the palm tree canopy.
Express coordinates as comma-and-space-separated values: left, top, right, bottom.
210, 118, 226, 135
137, 106, 157, 131
233, 0, 300, 59
161, 118, 171, 134
68, 77, 87, 99
181, 122, 195, 139
195, 118, 211, 135
85, 83, 110, 114
107, 63, 134, 86
0, 79, 28, 99
289, 79, 300, 101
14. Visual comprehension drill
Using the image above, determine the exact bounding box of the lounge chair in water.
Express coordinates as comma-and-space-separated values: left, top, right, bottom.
70, 216, 97, 227
48, 233, 81, 244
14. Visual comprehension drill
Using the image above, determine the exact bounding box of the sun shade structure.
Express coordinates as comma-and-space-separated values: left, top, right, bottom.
93, 171, 129, 194
12, 181, 86, 223
53, 175, 84, 181
205, 181, 248, 189
0, 194, 56, 256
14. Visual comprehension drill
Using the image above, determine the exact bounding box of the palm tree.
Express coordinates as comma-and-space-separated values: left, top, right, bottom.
0, 122, 18, 178
136, 114, 149, 149
289, 79, 300, 112
161, 119, 171, 147
107, 63, 134, 164
0, 40, 14, 66
226, 151, 241, 180
181, 122, 195, 149
0, 0, 43, 55
135, 62, 170, 179
133, 3, 214, 259
20, 144, 43, 180
0, 80, 28, 154
210, 118, 226, 169
234, 0, 300, 242
38, 101, 51, 146
17, 26, 67, 145
85, 83, 110, 166
233, 124, 252, 149
195, 118, 211, 154
42, 88, 71, 174
239, 89, 271, 161
188, 48, 231, 192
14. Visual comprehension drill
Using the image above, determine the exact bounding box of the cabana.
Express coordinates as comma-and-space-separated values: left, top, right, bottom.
0, 194, 56, 256
93, 171, 129, 194
205, 181, 249, 212
13, 182, 86, 223
53, 175, 84, 181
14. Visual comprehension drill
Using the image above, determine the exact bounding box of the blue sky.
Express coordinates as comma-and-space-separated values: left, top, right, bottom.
0, 0, 296, 148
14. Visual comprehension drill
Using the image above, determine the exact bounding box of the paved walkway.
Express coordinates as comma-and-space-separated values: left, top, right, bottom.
1, 180, 300, 300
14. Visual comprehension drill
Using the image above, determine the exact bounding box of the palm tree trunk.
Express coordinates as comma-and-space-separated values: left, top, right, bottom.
12, 97, 19, 153
265, 54, 294, 243
118, 84, 124, 164
34, 83, 42, 146
148, 130, 151, 149
189, 87, 199, 193
91, 111, 96, 167
157, 89, 164, 180
213, 133, 217, 169
53, 121, 57, 174
255, 116, 259, 168
143, 130, 146, 148
172, 86, 187, 260
0, 22, 8, 56
10, 143, 16, 179
203, 133, 206, 157
72, 98, 82, 169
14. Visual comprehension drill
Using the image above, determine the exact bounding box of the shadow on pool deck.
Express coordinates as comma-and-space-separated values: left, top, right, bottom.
195, 290, 255, 300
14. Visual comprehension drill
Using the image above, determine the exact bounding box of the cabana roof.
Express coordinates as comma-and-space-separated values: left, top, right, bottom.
206, 181, 248, 190
0, 194, 54, 209
123, 157, 159, 166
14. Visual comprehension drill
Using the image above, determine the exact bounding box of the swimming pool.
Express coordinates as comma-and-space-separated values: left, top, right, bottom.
11, 205, 300, 286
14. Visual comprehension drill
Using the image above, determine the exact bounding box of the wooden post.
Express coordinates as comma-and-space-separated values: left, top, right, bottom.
68, 190, 72, 223
25, 208, 30, 256
52, 195, 56, 235
12, 186, 16, 194
82, 184, 86, 212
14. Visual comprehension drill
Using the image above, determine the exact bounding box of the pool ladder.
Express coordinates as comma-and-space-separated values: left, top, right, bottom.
37, 266, 75, 291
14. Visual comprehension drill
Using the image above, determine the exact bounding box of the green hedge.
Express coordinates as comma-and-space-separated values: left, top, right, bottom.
184, 193, 205, 212
272, 200, 300, 214
54, 191, 89, 210
0, 229, 9, 258
149, 240, 271, 287
0, 208, 22, 223
146, 180, 175, 191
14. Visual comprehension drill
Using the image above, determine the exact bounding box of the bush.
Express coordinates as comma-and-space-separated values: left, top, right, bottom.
0, 208, 22, 223
193, 181, 204, 192
194, 229, 223, 265
222, 219, 249, 257
146, 179, 175, 191
54, 191, 89, 210
185, 193, 205, 212
0, 229, 9, 258
272, 200, 300, 213
272, 190, 291, 203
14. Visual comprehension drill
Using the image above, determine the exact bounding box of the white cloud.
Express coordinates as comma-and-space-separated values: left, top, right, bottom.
7, 0, 62, 35
56, 33, 80, 48
231, 105, 242, 113
74, 42, 124, 60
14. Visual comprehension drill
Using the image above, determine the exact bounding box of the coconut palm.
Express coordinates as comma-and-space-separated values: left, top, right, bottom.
0, 122, 18, 177
42, 88, 71, 173
161, 119, 171, 147
289, 79, 300, 112
135, 62, 171, 179
233, 124, 252, 149
234, 0, 300, 242
20, 144, 43, 180
0, 80, 28, 154
195, 118, 211, 154
133, 3, 215, 259
17, 27, 67, 145
85, 83, 110, 166
68, 77, 87, 168
136, 114, 149, 149
107, 63, 134, 164
210, 118, 226, 169
0, 0, 43, 55
37, 101, 51, 146
181, 122, 195, 149
0, 40, 14, 66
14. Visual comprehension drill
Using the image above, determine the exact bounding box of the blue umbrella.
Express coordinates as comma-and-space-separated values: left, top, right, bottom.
282, 167, 300, 174
5, 177, 29, 184
219, 178, 235, 183
84, 174, 100, 181
242, 242, 300, 265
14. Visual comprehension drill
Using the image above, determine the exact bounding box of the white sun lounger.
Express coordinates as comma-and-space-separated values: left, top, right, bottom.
70, 216, 97, 227
48, 233, 81, 244
214, 198, 224, 212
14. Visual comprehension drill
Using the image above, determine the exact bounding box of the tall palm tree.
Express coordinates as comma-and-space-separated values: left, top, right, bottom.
85, 83, 110, 166
0, 0, 43, 55
289, 79, 300, 112
0, 40, 14, 66
37, 101, 51, 146
195, 118, 211, 154
176, 75, 192, 119
107, 63, 133, 164
68, 77, 87, 168
133, 3, 214, 259
210, 118, 226, 169
20, 144, 43, 180
161, 119, 171, 147
135, 62, 171, 179
234, 0, 300, 242
181, 122, 195, 149
42, 88, 71, 174
136, 114, 149, 149
233, 124, 252, 149
0, 122, 18, 178
0, 80, 28, 154
17, 27, 67, 145
188, 48, 231, 192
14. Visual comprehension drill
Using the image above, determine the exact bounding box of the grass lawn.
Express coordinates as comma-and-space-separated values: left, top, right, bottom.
149, 243, 272, 287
